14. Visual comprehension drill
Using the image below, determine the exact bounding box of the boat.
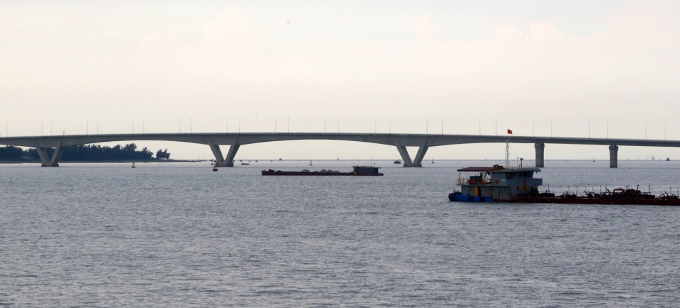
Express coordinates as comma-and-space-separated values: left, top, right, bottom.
262, 166, 383, 176
394, 160, 401, 164
448, 164, 680, 205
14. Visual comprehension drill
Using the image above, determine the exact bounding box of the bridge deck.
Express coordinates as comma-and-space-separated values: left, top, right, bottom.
1, 132, 677, 168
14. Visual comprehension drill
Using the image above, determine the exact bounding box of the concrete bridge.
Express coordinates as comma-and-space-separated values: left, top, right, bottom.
1, 132, 679, 168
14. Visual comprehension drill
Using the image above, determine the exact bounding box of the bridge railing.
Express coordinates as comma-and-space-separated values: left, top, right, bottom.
0, 131, 676, 143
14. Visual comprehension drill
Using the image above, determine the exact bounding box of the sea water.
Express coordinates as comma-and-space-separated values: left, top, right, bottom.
1, 160, 680, 307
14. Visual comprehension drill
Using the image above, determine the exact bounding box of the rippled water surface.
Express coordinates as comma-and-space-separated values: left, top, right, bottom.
2, 160, 680, 307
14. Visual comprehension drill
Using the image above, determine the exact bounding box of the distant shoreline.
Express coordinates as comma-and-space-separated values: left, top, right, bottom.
0, 159, 204, 164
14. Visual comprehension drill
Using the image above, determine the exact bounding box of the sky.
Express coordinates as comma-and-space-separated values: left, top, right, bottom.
2, 0, 680, 161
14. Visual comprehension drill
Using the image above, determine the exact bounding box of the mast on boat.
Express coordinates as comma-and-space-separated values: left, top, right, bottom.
506, 129, 512, 168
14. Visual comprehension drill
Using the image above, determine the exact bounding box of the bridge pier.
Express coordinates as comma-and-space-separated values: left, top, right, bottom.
206, 137, 240, 167
412, 145, 429, 167
395, 143, 429, 167
209, 143, 240, 167
207, 138, 227, 167
223, 142, 240, 167
35, 140, 63, 167
396, 145, 425, 167
535, 143, 545, 167
395, 145, 415, 167
609, 145, 618, 168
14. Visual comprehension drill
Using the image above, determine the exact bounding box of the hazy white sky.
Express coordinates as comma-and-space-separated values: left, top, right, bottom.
2, 0, 680, 160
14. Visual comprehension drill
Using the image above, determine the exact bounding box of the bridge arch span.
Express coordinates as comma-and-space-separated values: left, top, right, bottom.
1, 132, 680, 168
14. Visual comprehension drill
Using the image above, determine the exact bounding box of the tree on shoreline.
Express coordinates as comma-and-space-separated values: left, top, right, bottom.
156, 149, 170, 160
0, 143, 169, 161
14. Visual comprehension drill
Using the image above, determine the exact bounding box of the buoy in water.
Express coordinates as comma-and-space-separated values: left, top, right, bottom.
131, 162, 136, 168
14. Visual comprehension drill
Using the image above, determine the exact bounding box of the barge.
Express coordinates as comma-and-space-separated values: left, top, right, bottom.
449, 165, 680, 205
262, 166, 383, 176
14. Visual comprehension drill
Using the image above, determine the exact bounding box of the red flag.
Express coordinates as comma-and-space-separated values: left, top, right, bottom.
507, 129, 513, 134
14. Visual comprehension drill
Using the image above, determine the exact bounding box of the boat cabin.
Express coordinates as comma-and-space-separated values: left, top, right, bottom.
352, 166, 383, 175
456, 165, 542, 201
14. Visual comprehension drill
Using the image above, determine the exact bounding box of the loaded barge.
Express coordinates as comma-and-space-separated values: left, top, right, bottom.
449, 165, 680, 205
262, 166, 383, 176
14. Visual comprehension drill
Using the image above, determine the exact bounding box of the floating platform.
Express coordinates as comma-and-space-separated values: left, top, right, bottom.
262, 166, 383, 176
449, 189, 680, 205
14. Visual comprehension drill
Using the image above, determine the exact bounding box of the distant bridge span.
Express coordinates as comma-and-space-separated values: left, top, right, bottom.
1, 132, 679, 168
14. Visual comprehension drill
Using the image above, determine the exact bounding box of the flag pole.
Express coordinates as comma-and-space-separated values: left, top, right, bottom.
505, 129, 511, 168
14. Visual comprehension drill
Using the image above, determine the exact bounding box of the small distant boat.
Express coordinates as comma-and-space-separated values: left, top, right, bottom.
667, 157, 671, 161
393, 160, 401, 164
212, 165, 218, 171
131, 162, 136, 168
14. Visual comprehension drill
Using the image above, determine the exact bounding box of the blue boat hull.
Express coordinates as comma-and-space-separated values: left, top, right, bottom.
448, 192, 494, 203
